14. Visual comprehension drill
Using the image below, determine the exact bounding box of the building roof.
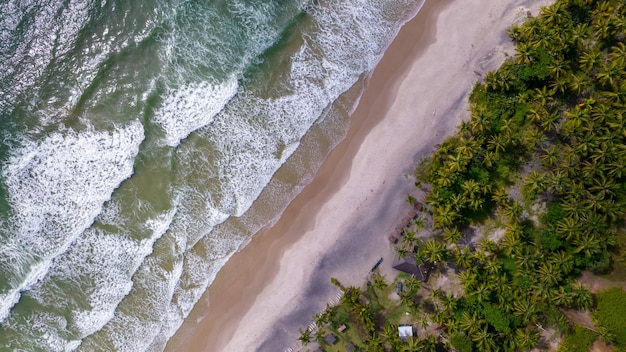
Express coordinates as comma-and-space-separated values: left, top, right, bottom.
392, 253, 432, 281
398, 325, 413, 340
324, 334, 337, 345
345, 343, 355, 352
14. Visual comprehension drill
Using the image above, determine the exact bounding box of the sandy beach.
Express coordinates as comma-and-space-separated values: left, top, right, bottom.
164, 0, 552, 351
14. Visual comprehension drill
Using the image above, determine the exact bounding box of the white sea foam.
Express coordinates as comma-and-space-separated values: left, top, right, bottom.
76, 241, 186, 352
122, 2, 418, 349
0, 204, 174, 351
152, 78, 239, 147
0, 122, 144, 323
0, 1, 423, 350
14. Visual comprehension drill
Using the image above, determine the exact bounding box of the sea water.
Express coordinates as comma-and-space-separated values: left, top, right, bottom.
0, 0, 424, 350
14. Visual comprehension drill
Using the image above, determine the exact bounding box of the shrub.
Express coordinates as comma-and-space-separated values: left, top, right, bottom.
557, 326, 597, 352
449, 332, 473, 352
594, 288, 626, 347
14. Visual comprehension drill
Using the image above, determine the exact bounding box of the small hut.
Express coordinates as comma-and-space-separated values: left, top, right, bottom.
398, 325, 413, 341
346, 343, 355, 352
324, 334, 337, 345
392, 253, 431, 282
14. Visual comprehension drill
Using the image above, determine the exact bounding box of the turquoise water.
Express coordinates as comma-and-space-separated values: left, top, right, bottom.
0, 0, 423, 350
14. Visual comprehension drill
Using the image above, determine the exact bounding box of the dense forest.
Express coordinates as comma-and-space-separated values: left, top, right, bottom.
413, 0, 626, 349
302, 0, 626, 351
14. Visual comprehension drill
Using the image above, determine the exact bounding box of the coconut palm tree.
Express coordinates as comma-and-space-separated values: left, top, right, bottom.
459, 311, 484, 335
556, 217, 580, 241
298, 327, 312, 345
514, 327, 539, 350
405, 276, 422, 295
571, 283, 593, 310
572, 232, 602, 258
443, 227, 462, 244
453, 245, 474, 268
422, 240, 449, 264
538, 262, 562, 286
513, 298, 537, 324
503, 201, 524, 222
550, 250, 574, 274
372, 272, 388, 291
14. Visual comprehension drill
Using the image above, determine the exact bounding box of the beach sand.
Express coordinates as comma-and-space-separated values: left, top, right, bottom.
165, 0, 552, 351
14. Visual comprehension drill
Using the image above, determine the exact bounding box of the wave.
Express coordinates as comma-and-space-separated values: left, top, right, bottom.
0, 0, 423, 350
78, 1, 423, 350
152, 78, 239, 147
0, 123, 144, 324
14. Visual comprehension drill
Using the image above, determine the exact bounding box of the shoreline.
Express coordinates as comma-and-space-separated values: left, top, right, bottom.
164, 0, 550, 350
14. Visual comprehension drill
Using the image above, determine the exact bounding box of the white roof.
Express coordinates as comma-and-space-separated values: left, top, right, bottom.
398, 325, 413, 340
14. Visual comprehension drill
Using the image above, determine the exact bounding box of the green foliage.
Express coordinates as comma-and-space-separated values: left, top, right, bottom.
540, 230, 564, 251
594, 288, 626, 347
411, 0, 626, 350
316, 1, 626, 351
481, 303, 512, 334
558, 326, 598, 352
449, 332, 473, 352
542, 202, 566, 227
514, 47, 553, 84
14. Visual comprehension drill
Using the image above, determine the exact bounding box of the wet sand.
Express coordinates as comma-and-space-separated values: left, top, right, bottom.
165, 0, 552, 351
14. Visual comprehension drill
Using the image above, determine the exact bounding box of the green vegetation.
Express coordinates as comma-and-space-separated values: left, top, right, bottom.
304, 0, 626, 350
557, 326, 598, 352
412, 0, 626, 349
593, 288, 626, 347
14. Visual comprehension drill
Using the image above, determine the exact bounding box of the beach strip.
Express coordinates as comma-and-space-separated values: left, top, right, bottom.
164, 0, 551, 350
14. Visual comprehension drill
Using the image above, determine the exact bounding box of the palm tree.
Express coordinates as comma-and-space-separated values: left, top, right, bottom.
443, 227, 462, 244
470, 282, 492, 303
372, 272, 388, 291
400, 292, 415, 307
550, 250, 574, 274
597, 326, 617, 345
556, 217, 580, 241
523, 170, 547, 198
433, 205, 460, 229
453, 245, 473, 268
382, 323, 401, 346
422, 240, 449, 264
470, 325, 491, 350
298, 327, 312, 346
514, 327, 539, 350
314, 312, 329, 328
540, 146, 560, 167
579, 47, 602, 72
514, 251, 537, 271
461, 179, 481, 198
513, 298, 537, 324
491, 187, 510, 206
534, 86, 554, 106
571, 283, 593, 310
402, 229, 418, 247
459, 311, 484, 335
503, 200, 523, 222
458, 269, 478, 289
572, 232, 602, 258
365, 335, 385, 352
538, 262, 562, 286
396, 246, 409, 260
405, 276, 422, 295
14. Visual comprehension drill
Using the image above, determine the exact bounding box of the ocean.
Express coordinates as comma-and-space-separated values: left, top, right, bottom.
0, 0, 423, 350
